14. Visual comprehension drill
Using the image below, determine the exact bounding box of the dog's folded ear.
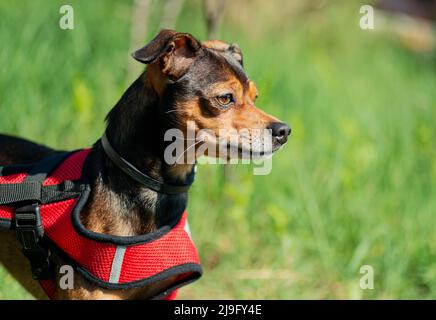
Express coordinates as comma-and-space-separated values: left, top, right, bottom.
202, 40, 244, 67
132, 29, 201, 80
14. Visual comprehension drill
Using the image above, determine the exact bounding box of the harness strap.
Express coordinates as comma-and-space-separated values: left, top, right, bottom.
0, 181, 41, 204
15, 203, 53, 279
0, 152, 78, 206
0, 151, 78, 280
0, 180, 86, 205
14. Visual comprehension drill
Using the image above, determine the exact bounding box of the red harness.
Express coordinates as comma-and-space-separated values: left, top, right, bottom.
0, 150, 201, 299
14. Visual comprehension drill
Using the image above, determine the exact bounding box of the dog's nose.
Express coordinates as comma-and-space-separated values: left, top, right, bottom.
268, 122, 291, 144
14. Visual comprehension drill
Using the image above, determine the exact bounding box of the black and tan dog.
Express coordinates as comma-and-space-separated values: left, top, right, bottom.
0, 30, 290, 299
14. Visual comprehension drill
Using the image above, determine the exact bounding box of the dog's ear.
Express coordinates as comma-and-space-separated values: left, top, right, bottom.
202, 40, 244, 66
132, 29, 201, 80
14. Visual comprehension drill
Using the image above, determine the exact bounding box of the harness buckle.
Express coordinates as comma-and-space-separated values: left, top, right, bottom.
15, 204, 53, 280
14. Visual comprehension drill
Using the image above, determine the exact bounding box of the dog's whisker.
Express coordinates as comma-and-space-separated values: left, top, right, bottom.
165, 109, 186, 114
174, 138, 203, 164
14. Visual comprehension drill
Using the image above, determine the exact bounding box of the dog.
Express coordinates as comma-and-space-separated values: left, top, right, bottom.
0, 30, 290, 299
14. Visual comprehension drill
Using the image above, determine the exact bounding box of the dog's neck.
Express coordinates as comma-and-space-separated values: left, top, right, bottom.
83, 73, 194, 235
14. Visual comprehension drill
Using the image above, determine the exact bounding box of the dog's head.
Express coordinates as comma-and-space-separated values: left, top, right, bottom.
133, 29, 290, 160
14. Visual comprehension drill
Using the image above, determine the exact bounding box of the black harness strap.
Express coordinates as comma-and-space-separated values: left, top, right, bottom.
40, 181, 87, 203
0, 152, 83, 206
15, 203, 52, 279
0, 181, 42, 204
0, 180, 86, 205
0, 151, 78, 280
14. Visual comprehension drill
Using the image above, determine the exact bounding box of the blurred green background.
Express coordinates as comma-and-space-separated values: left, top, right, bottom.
0, 0, 435, 299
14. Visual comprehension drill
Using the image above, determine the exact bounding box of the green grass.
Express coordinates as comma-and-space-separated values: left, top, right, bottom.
0, 0, 435, 299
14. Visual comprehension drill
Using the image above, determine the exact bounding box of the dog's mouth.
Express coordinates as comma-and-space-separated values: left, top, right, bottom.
226, 143, 281, 159
195, 131, 284, 160
213, 141, 281, 160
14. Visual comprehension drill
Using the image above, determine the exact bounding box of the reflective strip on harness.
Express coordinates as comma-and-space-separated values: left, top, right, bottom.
109, 246, 126, 284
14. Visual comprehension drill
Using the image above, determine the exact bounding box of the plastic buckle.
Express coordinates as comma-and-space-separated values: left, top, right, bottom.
15, 204, 52, 280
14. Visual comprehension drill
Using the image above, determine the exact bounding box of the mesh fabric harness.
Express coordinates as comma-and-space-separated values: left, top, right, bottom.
0, 149, 202, 299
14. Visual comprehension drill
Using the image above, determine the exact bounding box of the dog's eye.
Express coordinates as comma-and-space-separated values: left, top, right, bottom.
215, 94, 234, 107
